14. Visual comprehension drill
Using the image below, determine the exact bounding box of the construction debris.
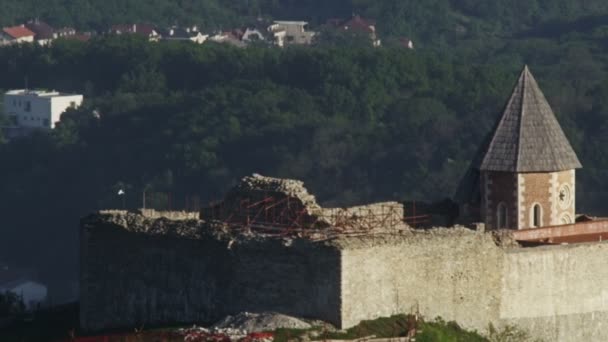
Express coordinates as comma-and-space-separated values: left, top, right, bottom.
176, 326, 274, 342
88, 174, 422, 243
200, 174, 412, 241
212, 312, 313, 332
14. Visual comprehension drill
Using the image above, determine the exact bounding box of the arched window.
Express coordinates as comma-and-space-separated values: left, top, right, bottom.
531, 204, 542, 228
497, 202, 508, 229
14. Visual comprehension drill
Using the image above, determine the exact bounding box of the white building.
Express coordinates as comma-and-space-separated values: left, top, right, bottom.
267, 21, 316, 47
4, 90, 83, 129
0, 279, 48, 311
162, 26, 209, 44
241, 28, 265, 43
0, 25, 35, 46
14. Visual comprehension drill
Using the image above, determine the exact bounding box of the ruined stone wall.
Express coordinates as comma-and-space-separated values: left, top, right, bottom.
80, 217, 341, 332
338, 230, 504, 330
81, 208, 608, 341
500, 242, 608, 341
339, 232, 608, 342
99, 209, 199, 221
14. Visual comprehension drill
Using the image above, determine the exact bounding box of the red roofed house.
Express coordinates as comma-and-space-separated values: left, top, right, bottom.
109, 24, 160, 41
398, 37, 414, 50
0, 25, 35, 46
327, 15, 381, 47
25, 19, 56, 46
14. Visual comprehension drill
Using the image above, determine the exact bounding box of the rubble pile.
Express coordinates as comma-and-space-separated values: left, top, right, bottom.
92, 211, 206, 239
92, 174, 413, 242
213, 312, 313, 332
176, 326, 274, 342
235, 174, 323, 215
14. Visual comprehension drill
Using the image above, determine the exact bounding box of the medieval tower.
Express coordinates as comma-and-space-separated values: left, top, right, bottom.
479, 66, 582, 230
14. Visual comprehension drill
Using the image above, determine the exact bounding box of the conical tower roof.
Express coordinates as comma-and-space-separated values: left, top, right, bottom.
479, 66, 582, 172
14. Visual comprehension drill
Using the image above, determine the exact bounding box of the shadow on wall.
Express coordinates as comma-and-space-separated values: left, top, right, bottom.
403, 198, 459, 228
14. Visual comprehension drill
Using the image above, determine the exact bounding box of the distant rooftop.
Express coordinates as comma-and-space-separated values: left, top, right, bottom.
273, 21, 309, 25
5, 89, 82, 97
3, 25, 35, 39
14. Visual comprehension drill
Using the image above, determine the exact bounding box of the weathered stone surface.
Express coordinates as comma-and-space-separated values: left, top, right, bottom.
235, 173, 323, 215
339, 232, 608, 342
212, 312, 312, 332
500, 242, 608, 341
200, 174, 409, 238
81, 212, 608, 341
339, 230, 504, 330
80, 214, 341, 332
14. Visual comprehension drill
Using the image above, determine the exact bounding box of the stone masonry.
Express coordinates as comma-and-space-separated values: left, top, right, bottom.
81, 175, 608, 341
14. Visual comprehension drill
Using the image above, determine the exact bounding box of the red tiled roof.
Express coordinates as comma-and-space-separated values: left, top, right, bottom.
327, 15, 376, 33
110, 24, 158, 37
513, 219, 608, 245
343, 16, 376, 30
3, 25, 35, 39
135, 24, 157, 36
110, 24, 135, 33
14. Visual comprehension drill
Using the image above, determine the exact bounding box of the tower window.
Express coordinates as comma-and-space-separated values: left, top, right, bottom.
497, 202, 508, 229
531, 204, 542, 228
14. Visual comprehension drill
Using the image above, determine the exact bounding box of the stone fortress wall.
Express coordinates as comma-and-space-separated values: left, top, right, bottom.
80, 211, 341, 332
339, 230, 608, 342
81, 175, 608, 341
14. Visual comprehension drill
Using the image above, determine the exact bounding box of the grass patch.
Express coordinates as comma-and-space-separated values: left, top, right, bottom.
273, 328, 318, 342
0, 308, 529, 342
418, 318, 486, 342
318, 315, 487, 342
320, 315, 412, 340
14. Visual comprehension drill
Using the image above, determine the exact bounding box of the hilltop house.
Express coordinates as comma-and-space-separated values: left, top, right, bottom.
55, 27, 77, 38
109, 24, 160, 41
326, 15, 381, 47
161, 26, 208, 44
0, 25, 35, 45
241, 28, 266, 43
398, 37, 414, 49
3, 89, 84, 129
24, 20, 55, 45
209, 31, 247, 48
267, 21, 316, 47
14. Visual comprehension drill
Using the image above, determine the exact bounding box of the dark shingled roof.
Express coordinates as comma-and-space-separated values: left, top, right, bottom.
479, 66, 582, 172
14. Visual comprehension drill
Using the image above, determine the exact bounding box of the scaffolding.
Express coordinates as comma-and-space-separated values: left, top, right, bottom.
202, 192, 430, 239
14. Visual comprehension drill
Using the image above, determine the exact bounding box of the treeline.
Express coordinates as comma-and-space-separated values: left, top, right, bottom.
3, 0, 608, 44
1, 34, 608, 297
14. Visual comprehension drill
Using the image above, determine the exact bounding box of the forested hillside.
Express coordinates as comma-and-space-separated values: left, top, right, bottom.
3, 0, 608, 44
1, 1, 608, 300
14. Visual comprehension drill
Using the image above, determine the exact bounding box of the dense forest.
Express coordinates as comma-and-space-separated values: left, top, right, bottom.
1, 1, 608, 301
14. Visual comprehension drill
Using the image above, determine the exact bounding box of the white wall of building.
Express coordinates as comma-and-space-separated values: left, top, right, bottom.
0, 33, 34, 46
3, 90, 83, 129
